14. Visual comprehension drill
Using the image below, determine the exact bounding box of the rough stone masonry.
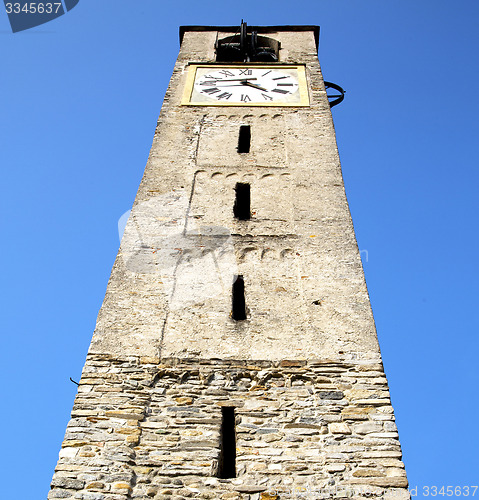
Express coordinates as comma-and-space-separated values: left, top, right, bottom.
50, 26, 409, 499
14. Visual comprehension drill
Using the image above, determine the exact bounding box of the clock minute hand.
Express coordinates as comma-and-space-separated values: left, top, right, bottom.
212, 78, 258, 82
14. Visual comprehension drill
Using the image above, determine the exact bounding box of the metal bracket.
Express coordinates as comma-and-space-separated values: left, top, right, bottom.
324, 81, 346, 107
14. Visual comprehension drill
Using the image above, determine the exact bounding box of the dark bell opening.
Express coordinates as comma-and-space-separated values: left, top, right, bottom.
233, 182, 251, 221
215, 33, 280, 62
237, 125, 251, 154
232, 275, 247, 321
218, 407, 236, 478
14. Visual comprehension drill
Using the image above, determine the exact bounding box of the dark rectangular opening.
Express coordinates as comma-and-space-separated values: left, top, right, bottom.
232, 275, 247, 321
237, 125, 251, 153
218, 407, 236, 479
233, 183, 251, 220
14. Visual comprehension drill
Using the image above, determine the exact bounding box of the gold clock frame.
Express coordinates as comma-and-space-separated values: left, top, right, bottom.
181, 64, 310, 107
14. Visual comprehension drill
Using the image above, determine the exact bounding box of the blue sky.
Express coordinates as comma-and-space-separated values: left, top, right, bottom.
1, 1, 478, 497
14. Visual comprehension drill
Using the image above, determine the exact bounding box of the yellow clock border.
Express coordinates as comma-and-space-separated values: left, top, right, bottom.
181, 64, 310, 107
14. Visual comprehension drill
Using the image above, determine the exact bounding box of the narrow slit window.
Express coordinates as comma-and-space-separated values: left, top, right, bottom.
232, 275, 247, 321
218, 407, 236, 479
237, 125, 251, 153
233, 183, 251, 220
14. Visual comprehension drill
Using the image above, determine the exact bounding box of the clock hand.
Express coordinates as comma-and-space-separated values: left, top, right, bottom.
208, 78, 258, 82
214, 84, 258, 87
241, 81, 268, 92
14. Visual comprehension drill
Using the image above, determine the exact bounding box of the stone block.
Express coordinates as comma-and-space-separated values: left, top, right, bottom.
326, 463, 346, 472
354, 422, 383, 434
352, 468, 385, 478
48, 490, 74, 499
329, 423, 351, 434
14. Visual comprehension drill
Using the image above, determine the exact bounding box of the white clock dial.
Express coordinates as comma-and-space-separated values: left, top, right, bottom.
188, 66, 307, 105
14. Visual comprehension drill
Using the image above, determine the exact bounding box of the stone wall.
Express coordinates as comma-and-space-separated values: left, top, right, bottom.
50, 26, 409, 500
50, 355, 408, 499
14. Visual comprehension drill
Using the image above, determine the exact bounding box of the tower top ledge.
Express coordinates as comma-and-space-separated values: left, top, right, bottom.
179, 25, 320, 50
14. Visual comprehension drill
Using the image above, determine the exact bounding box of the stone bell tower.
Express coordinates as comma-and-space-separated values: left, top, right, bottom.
50, 24, 409, 500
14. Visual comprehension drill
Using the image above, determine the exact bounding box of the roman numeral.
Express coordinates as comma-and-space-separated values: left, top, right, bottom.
217, 92, 232, 100
219, 70, 235, 77
204, 74, 216, 79
239, 69, 252, 75
203, 87, 221, 94
272, 76, 289, 80
240, 94, 251, 102
200, 80, 217, 86
272, 88, 289, 94
262, 93, 273, 101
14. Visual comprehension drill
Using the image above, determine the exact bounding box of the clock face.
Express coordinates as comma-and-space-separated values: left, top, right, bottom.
183, 65, 309, 106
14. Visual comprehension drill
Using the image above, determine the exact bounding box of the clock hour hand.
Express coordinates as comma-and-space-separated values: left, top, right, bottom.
241, 81, 268, 92
214, 83, 257, 87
